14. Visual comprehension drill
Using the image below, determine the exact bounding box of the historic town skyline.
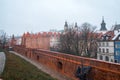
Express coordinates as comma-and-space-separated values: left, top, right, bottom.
0, 0, 120, 35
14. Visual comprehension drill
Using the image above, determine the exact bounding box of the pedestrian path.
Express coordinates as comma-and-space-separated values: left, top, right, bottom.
10, 51, 72, 80
0, 52, 6, 75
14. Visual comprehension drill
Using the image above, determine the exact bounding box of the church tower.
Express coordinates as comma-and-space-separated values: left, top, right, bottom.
74, 22, 78, 30
64, 21, 68, 32
100, 17, 107, 31
75, 22, 78, 28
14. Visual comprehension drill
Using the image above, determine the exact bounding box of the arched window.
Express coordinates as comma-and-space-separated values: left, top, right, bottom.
115, 59, 118, 63
105, 56, 109, 61
99, 48, 101, 53
100, 55, 103, 60
106, 49, 109, 53
111, 59, 113, 62
102, 49, 105, 53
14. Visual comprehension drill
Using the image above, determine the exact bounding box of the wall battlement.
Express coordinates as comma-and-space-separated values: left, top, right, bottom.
13, 45, 120, 80
21, 32, 60, 49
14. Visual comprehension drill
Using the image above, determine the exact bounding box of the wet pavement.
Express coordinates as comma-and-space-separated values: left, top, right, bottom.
0, 52, 6, 75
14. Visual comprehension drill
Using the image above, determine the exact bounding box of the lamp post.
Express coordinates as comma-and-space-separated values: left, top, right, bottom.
75, 60, 91, 80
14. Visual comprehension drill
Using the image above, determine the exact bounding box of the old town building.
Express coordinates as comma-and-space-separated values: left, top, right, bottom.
97, 31, 114, 62
97, 22, 120, 63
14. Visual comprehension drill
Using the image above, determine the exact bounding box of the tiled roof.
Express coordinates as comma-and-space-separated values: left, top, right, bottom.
100, 31, 114, 41
113, 24, 120, 30
112, 32, 120, 40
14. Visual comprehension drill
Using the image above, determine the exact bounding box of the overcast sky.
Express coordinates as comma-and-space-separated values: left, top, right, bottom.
0, 0, 120, 36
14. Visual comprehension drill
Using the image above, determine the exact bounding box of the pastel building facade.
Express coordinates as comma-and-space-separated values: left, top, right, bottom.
97, 31, 114, 62
97, 22, 120, 63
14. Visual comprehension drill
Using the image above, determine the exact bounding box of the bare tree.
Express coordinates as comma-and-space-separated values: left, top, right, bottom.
59, 22, 98, 58
0, 30, 7, 48
59, 27, 75, 54
80, 23, 97, 57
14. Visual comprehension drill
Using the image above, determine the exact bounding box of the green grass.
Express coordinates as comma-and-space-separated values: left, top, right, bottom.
0, 50, 57, 80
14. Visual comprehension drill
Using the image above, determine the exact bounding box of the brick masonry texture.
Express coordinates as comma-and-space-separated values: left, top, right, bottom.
21, 32, 60, 50
13, 45, 120, 80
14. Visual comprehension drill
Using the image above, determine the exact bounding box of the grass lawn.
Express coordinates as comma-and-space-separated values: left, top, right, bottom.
0, 49, 57, 80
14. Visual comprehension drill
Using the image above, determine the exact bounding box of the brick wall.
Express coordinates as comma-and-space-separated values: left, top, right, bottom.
13, 45, 120, 80
21, 32, 60, 50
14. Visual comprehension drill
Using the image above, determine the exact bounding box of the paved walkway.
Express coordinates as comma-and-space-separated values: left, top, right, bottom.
10, 51, 72, 80
0, 52, 6, 75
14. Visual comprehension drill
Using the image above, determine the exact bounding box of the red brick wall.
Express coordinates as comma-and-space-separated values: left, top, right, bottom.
13, 45, 120, 80
21, 32, 50, 50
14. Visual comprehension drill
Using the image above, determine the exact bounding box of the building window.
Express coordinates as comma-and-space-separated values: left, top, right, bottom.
99, 48, 101, 53
111, 59, 113, 62
99, 43, 101, 46
106, 49, 109, 53
102, 42, 105, 46
105, 56, 109, 61
116, 44, 120, 48
100, 55, 103, 60
116, 51, 120, 56
115, 59, 118, 63
116, 51, 118, 56
106, 42, 109, 46
102, 49, 105, 53
119, 36, 120, 40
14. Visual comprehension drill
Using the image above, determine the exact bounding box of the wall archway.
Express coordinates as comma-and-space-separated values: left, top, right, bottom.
57, 61, 63, 70
37, 55, 39, 60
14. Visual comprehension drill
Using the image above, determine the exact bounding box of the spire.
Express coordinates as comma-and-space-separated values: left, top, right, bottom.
12, 34, 15, 39
64, 21, 68, 27
75, 22, 78, 28
102, 16, 105, 23
64, 21, 68, 32
100, 16, 107, 31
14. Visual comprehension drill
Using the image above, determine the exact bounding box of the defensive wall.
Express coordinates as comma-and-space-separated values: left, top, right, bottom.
21, 32, 60, 50
13, 45, 120, 80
